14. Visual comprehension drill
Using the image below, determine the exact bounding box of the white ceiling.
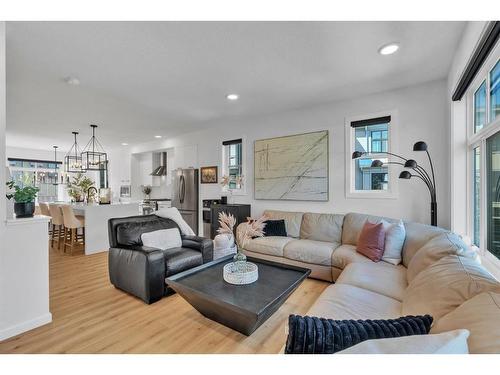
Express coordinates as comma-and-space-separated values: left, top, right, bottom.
6, 21, 465, 151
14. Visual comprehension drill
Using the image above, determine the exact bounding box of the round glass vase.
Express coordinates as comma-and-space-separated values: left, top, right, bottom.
233, 247, 247, 271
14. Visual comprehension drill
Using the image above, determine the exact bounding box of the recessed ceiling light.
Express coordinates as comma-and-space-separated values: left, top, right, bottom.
121, 143, 128, 146
226, 94, 239, 101
378, 43, 400, 56
154, 135, 162, 139
63, 76, 80, 85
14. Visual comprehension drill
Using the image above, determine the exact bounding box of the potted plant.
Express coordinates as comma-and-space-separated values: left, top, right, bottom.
6, 179, 40, 218
142, 185, 152, 200
67, 173, 96, 202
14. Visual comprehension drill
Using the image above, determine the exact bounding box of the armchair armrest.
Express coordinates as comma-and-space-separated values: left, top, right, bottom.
181, 235, 214, 263
108, 245, 165, 304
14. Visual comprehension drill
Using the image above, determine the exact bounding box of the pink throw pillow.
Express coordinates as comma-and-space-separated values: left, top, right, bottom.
356, 221, 386, 262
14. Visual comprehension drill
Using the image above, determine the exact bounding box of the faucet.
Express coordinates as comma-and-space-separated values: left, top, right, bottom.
87, 187, 98, 203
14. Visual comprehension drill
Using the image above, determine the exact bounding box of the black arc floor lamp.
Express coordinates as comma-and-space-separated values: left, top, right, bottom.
352, 141, 437, 226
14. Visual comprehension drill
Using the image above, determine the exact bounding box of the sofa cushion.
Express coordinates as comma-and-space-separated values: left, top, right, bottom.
430, 292, 500, 353
341, 212, 399, 246
300, 213, 344, 243
307, 284, 402, 320
263, 210, 303, 238
401, 221, 446, 267
283, 239, 337, 266
331, 244, 372, 270
162, 247, 203, 277
402, 255, 500, 320
263, 219, 287, 237
339, 329, 470, 354
243, 249, 334, 282
244, 236, 293, 257
407, 232, 477, 283
356, 221, 386, 262
336, 262, 408, 301
382, 219, 406, 265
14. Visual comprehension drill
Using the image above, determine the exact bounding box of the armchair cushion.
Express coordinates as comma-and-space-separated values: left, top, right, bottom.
141, 228, 182, 250
162, 247, 203, 277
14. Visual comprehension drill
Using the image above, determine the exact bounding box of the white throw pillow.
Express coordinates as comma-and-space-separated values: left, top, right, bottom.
381, 219, 405, 265
141, 228, 182, 250
338, 329, 470, 354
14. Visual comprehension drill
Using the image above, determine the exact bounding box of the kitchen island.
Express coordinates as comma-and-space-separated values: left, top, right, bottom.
71, 201, 141, 255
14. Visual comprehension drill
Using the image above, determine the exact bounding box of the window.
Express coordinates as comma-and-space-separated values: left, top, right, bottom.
346, 111, 397, 198
474, 81, 487, 133
7, 158, 62, 202
486, 132, 500, 258
354, 123, 390, 191
371, 130, 388, 153
467, 51, 500, 258
473, 147, 481, 246
490, 60, 500, 122
222, 138, 245, 193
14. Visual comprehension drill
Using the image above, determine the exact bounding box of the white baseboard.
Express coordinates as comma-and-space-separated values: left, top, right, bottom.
0, 313, 52, 342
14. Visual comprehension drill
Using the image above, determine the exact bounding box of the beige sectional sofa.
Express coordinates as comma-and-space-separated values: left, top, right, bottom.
237, 210, 500, 353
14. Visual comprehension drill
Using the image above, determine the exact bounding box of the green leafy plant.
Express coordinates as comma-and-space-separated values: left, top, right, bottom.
6, 180, 40, 203
67, 173, 96, 202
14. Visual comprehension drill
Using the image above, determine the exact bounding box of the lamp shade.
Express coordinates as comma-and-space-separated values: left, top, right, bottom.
81, 124, 107, 171
352, 151, 364, 159
399, 171, 412, 179
371, 159, 384, 167
413, 141, 428, 151
404, 159, 418, 168
65, 131, 83, 173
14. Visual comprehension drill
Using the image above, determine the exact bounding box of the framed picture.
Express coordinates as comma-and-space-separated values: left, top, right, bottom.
254, 130, 329, 201
200, 166, 218, 184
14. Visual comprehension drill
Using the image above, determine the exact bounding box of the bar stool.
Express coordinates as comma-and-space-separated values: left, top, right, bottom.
39, 202, 52, 234
48, 204, 65, 250
61, 205, 85, 255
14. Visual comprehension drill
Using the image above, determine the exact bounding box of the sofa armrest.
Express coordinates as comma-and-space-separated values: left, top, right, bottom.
108, 246, 165, 304
181, 235, 214, 263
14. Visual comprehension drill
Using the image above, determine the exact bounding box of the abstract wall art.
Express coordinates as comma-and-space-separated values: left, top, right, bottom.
254, 130, 329, 201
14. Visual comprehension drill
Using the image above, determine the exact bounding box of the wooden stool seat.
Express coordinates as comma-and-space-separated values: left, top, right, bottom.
61, 205, 85, 255
48, 204, 65, 251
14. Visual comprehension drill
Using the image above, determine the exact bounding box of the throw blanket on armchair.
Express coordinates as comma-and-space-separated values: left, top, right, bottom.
285, 314, 433, 354
155, 207, 195, 236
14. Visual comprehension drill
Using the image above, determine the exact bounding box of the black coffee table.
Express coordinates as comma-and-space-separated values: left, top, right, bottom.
166, 255, 311, 335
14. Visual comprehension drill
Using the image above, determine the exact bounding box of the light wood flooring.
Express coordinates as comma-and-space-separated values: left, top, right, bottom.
0, 243, 328, 354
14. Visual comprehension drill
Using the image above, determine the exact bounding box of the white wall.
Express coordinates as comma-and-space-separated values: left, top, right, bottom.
447, 21, 487, 235
0, 22, 6, 221
1, 21, 52, 342
129, 79, 451, 230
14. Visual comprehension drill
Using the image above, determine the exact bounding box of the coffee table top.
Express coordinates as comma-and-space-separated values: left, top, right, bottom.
166, 255, 311, 316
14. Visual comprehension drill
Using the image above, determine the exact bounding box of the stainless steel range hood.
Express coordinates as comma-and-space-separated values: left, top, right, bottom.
151, 152, 167, 176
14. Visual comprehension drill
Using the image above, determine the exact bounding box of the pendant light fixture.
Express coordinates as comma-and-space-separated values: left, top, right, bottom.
65, 131, 84, 173
81, 124, 107, 171
52, 145, 59, 185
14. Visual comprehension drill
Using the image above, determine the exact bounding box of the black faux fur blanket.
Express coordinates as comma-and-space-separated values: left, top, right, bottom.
285, 314, 433, 354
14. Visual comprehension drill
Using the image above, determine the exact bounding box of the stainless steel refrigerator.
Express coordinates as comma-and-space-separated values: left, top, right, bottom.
171, 168, 199, 235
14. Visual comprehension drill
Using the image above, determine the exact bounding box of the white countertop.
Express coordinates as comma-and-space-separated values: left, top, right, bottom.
6, 214, 51, 226
59, 201, 141, 207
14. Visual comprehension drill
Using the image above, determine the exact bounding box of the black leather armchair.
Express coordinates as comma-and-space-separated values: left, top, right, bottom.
108, 214, 213, 304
